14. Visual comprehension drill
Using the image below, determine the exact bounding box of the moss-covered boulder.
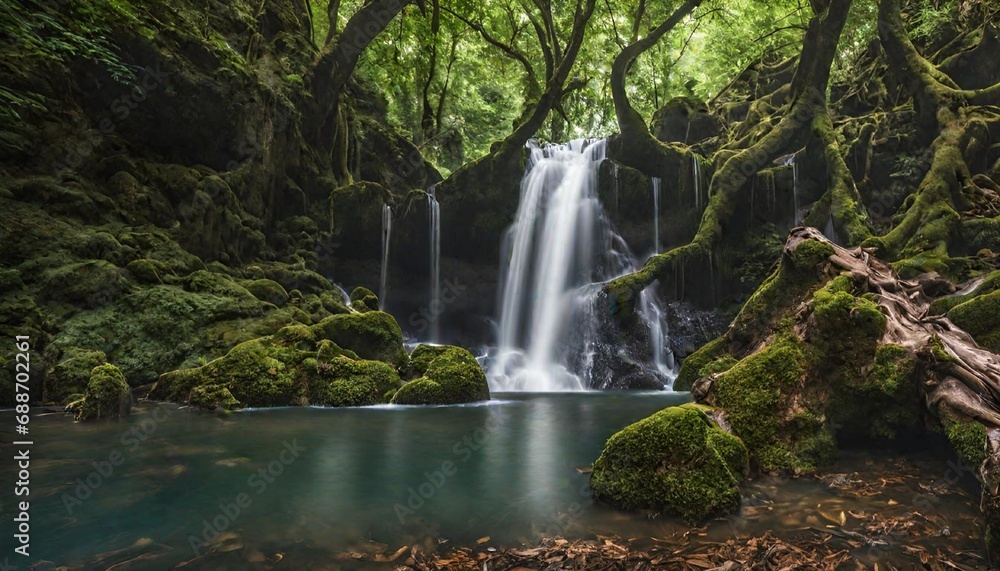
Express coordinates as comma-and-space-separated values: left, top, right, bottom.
45, 348, 108, 404
190, 385, 241, 410
590, 403, 747, 523
151, 321, 404, 409
349, 286, 380, 312
391, 346, 490, 405
405, 344, 451, 379
310, 310, 407, 368
311, 356, 402, 406
245, 278, 289, 307
70, 364, 132, 421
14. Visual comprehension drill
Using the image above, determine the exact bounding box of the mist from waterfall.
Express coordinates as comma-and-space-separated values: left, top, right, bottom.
489, 139, 674, 392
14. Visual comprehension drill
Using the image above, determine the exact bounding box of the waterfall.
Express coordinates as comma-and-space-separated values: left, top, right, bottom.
489, 139, 674, 392
427, 188, 441, 342
651, 177, 661, 254
692, 155, 703, 210
787, 155, 801, 225
379, 203, 392, 310
823, 215, 839, 244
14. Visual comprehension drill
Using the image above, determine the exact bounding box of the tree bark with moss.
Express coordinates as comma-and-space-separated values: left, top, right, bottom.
605, 0, 867, 311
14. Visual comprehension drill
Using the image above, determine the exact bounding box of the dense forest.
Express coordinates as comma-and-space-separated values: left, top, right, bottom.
2, 0, 1000, 568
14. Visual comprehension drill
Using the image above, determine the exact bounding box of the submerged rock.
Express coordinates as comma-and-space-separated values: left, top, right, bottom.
590, 403, 747, 523
69, 364, 133, 421
392, 345, 490, 405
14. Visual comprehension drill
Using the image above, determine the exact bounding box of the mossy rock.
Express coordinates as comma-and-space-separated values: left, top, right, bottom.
45, 348, 108, 404
190, 385, 241, 410
590, 403, 747, 524
126, 258, 174, 285
349, 286, 380, 312
52, 284, 266, 385
72, 364, 132, 421
245, 279, 289, 306
41, 260, 130, 306
310, 356, 402, 407
311, 311, 407, 368
151, 337, 304, 407
391, 346, 490, 405
406, 344, 451, 379
948, 290, 1000, 353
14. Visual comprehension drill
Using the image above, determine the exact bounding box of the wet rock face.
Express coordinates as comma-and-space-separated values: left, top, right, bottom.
650, 97, 724, 145
590, 403, 748, 523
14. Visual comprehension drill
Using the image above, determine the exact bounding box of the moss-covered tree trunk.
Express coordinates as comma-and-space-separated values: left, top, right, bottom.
605, 0, 858, 311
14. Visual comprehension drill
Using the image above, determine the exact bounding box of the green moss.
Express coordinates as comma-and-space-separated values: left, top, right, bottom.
311, 311, 407, 368
930, 270, 1000, 315
944, 419, 987, 467
45, 348, 108, 404
73, 364, 132, 421
790, 240, 835, 271
590, 403, 747, 523
349, 286, 380, 312
392, 346, 490, 405
53, 284, 265, 384
406, 344, 451, 379
311, 356, 402, 407
244, 279, 289, 306
948, 290, 1000, 352
189, 385, 240, 410
126, 258, 173, 285
711, 336, 812, 472
675, 337, 727, 391
41, 260, 130, 305
700, 356, 739, 377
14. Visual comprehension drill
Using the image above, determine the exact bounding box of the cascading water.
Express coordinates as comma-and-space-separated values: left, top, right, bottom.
651, 177, 661, 254
787, 155, 801, 225
692, 155, 703, 210
489, 139, 674, 392
427, 188, 441, 342
380, 203, 392, 309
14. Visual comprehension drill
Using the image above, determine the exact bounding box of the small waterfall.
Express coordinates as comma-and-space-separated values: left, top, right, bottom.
379, 203, 392, 309
427, 188, 441, 342
609, 161, 619, 215
787, 155, 801, 226
823, 215, 839, 244
651, 177, 661, 254
332, 283, 351, 306
490, 139, 674, 392
692, 155, 703, 210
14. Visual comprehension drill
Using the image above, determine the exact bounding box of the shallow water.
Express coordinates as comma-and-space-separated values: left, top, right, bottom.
3, 393, 986, 569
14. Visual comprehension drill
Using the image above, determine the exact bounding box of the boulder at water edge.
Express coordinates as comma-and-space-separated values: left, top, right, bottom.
68, 364, 133, 421
391, 345, 491, 405
590, 403, 748, 523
